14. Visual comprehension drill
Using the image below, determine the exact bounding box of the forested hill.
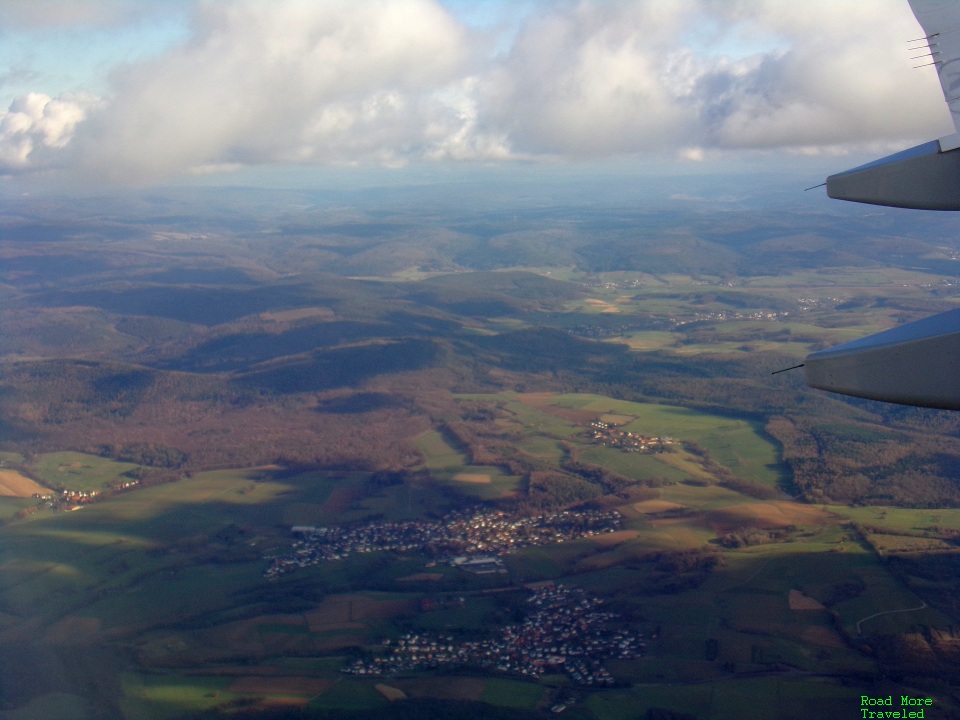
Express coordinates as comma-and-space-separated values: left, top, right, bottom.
4, 188, 960, 505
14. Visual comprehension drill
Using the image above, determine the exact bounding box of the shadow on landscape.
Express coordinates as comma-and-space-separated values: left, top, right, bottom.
234, 339, 440, 394
318, 393, 406, 414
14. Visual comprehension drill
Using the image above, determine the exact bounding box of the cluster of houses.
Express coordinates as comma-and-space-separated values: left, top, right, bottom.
586, 279, 644, 290
31, 478, 142, 512
796, 296, 842, 312
264, 507, 622, 579
588, 420, 673, 454
343, 585, 645, 685
32, 487, 103, 510
674, 309, 789, 327
448, 554, 507, 574
570, 322, 650, 340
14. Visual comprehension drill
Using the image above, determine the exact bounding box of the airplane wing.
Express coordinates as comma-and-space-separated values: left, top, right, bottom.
910, 0, 960, 143
826, 0, 960, 209
808, 0, 960, 408
805, 308, 960, 410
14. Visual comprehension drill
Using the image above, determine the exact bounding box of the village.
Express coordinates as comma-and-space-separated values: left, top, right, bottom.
587, 419, 673, 454
674, 308, 791, 325
264, 507, 623, 579
570, 307, 794, 341
343, 585, 646, 686
29, 478, 140, 513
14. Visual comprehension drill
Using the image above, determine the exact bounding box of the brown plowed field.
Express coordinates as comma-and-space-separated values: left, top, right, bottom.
706, 501, 837, 533
789, 589, 826, 611
0, 470, 46, 497
587, 529, 640, 547
632, 500, 686, 514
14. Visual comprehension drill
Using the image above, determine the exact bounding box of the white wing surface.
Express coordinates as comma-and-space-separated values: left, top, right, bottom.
826, 1, 960, 209
805, 308, 960, 409
808, 1, 960, 408
909, 0, 960, 149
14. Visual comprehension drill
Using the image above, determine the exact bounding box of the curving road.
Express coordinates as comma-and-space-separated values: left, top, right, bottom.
856, 601, 928, 635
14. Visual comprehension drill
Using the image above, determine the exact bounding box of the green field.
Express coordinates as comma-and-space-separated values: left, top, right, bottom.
120, 674, 239, 720
0, 424, 954, 718
453, 391, 786, 491
515, 435, 565, 459
616, 321, 870, 359
657, 482, 757, 510
828, 504, 960, 533
549, 394, 785, 488
308, 678, 387, 711
480, 678, 544, 709
0, 496, 41, 519
26, 451, 145, 492
415, 430, 468, 470
587, 676, 865, 720
577, 445, 690, 483
413, 429, 522, 500
476, 397, 582, 439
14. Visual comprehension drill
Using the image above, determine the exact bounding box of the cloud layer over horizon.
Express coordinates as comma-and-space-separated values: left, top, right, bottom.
1, 0, 954, 185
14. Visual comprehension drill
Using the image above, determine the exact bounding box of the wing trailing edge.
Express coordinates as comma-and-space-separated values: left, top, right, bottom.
826, 140, 960, 210
805, 308, 960, 410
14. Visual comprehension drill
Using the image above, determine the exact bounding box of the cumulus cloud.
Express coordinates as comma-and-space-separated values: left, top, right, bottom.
481, 0, 949, 157
0, 92, 98, 172
70, 0, 480, 182
0, 0, 954, 183
693, 0, 952, 150
478, 1, 700, 155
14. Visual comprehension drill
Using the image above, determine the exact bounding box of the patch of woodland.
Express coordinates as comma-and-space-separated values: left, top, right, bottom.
769, 415, 960, 506
8, 250, 960, 511
887, 552, 960, 624
597, 549, 722, 600
714, 525, 796, 548
871, 626, 960, 683
0, 359, 430, 471
437, 415, 643, 510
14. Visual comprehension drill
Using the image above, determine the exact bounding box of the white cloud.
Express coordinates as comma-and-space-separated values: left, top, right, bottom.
69, 0, 479, 182
479, 0, 949, 158
679, 147, 706, 162
0, 0, 955, 183
477, 1, 700, 156
693, 0, 952, 151
0, 92, 97, 172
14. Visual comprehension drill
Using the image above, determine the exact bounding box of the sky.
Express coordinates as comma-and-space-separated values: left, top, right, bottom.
0, 0, 955, 192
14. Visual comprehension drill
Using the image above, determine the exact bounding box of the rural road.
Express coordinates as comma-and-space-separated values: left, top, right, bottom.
856, 601, 928, 635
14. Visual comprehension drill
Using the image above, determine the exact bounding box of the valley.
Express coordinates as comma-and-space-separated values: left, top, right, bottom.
1, 187, 960, 719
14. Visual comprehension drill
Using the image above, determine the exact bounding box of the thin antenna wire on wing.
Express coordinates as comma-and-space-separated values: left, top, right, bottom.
909, 33, 942, 67
771, 364, 805, 376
